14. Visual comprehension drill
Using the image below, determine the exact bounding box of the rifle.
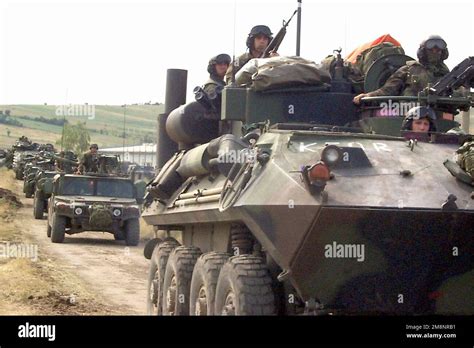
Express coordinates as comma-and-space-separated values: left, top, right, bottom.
429, 56, 474, 96
260, 9, 297, 58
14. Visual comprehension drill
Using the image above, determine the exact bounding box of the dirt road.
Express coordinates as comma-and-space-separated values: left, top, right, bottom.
2, 175, 151, 315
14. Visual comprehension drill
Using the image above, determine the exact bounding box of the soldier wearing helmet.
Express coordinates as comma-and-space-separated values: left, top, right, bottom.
401, 106, 437, 133
354, 35, 450, 104
225, 25, 278, 84
203, 53, 231, 95
76, 143, 99, 174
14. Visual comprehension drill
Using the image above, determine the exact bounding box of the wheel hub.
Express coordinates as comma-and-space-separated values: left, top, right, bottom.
195, 285, 208, 316
222, 290, 236, 316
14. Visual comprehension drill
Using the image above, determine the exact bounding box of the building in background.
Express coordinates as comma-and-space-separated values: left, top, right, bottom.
100, 143, 157, 167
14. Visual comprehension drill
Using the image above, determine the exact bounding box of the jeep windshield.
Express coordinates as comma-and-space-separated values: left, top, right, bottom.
61, 178, 95, 196
60, 177, 134, 198
96, 179, 134, 198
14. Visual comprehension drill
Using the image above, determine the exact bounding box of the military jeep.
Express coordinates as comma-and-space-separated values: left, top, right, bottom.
46, 174, 142, 246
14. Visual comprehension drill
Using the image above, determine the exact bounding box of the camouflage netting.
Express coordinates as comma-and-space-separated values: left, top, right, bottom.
89, 204, 112, 228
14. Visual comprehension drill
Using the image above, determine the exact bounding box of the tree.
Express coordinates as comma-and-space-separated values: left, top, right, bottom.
57, 122, 91, 154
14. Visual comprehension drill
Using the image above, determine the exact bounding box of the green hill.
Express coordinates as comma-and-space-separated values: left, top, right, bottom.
0, 104, 163, 149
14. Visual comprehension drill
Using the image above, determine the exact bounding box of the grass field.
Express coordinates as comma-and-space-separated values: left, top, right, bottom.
0, 104, 472, 150
0, 104, 163, 149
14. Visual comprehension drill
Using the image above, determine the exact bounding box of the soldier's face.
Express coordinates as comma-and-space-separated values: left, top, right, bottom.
215, 63, 229, 78
253, 34, 270, 53
412, 118, 430, 133
426, 47, 442, 64
90, 147, 98, 154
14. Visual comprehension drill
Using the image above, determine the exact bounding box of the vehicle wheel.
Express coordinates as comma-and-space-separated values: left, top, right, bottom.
189, 252, 229, 315
113, 231, 125, 240
33, 192, 44, 219
147, 239, 180, 315
162, 246, 202, 316
215, 255, 276, 315
124, 218, 140, 246
25, 186, 33, 198
46, 220, 52, 238
50, 214, 66, 243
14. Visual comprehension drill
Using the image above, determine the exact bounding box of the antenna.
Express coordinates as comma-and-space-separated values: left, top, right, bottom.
122, 104, 126, 164
230, 0, 237, 86
296, 0, 302, 56
60, 88, 68, 151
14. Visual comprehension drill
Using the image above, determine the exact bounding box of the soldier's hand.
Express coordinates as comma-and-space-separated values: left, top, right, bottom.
269, 50, 279, 57
353, 93, 368, 105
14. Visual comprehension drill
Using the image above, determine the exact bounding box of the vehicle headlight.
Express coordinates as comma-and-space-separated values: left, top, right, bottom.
113, 208, 122, 217
321, 145, 342, 166
74, 207, 83, 215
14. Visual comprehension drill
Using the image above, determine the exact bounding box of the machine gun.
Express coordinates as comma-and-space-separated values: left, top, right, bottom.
260, 9, 297, 58
428, 56, 474, 96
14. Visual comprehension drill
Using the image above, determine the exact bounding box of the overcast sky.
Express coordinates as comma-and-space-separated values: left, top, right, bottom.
0, 0, 472, 105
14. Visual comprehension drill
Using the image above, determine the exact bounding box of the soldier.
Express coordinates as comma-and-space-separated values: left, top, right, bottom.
401, 106, 437, 133
353, 35, 450, 104
76, 144, 99, 174
203, 53, 231, 95
225, 25, 278, 84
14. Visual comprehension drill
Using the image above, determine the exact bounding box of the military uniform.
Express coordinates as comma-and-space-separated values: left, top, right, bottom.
78, 151, 98, 174
367, 60, 450, 97
225, 52, 257, 84
202, 76, 225, 95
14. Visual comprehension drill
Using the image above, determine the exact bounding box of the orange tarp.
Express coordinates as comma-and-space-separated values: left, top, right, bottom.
345, 34, 402, 64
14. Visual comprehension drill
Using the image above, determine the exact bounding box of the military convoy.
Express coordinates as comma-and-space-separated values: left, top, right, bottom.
46, 173, 142, 246
140, 47, 473, 316
2, 136, 146, 246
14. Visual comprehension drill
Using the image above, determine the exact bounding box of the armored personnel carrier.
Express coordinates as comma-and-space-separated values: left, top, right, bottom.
46, 173, 142, 246
142, 53, 473, 316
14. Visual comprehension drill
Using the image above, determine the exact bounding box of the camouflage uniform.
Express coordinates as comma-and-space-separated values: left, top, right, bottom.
78, 151, 98, 173
203, 76, 225, 95
366, 60, 450, 97
225, 52, 256, 84
456, 141, 474, 178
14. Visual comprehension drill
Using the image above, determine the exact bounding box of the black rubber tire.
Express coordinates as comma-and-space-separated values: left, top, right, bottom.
33, 192, 44, 219
50, 214, 66, 243
162, 246, 202, 316
189, 252, 229, 315
46, 219, 52, 238
143, 238, 162, 260
25, 185, 33, 198
113, 231, 125, 241
124, 218, 140, 246
214, 255, 276, 315
146, 239, 180, 315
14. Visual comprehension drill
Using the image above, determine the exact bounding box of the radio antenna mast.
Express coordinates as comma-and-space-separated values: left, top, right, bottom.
296, 0, 302, 56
